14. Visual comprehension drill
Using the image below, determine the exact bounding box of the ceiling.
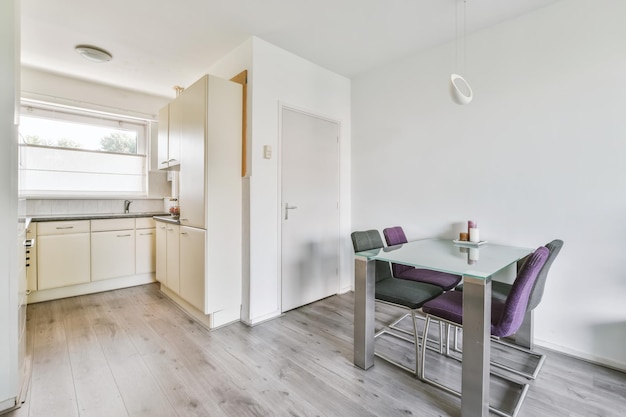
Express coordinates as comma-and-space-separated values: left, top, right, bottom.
21, 0, 560, 98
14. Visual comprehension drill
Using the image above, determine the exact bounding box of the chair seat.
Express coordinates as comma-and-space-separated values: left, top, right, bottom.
421, 290, 507, 334
376, 278, 442, 310
398, 268, 461, 291
456, 280, 511, 302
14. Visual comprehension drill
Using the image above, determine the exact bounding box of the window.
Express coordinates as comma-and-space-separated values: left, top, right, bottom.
19, 102, 149, 197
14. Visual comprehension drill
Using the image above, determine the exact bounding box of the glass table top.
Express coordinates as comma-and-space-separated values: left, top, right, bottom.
355, 238, 533, 279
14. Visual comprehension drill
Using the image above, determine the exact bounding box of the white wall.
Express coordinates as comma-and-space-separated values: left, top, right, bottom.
0, 0, 20, 410
210, 37, 352, 325
351, 0, 626, 370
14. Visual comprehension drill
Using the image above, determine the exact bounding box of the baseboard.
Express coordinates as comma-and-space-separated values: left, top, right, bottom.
535, 339, 626, 372
241, 310, 282, 327
27, 273, 156, 303
159, 285, 241, 330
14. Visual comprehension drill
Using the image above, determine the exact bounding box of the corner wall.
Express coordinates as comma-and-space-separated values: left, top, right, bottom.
210, 37, 352, 325
352, 0, 626, 370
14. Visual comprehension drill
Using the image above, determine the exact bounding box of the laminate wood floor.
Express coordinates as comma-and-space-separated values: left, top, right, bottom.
6, 284, 626, 417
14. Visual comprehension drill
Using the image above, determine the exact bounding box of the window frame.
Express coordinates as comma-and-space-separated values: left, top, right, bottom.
19, 100, 151, 198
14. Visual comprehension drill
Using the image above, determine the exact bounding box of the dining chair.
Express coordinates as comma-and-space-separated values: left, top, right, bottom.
419, 246, 549, 417
351, 229, 443, 375
383, 226, 462, 291
454, 239, 563, 379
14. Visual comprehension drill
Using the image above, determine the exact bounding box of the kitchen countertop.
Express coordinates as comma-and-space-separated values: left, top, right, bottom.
29, 212, 170, 222
152, 215, 180, 225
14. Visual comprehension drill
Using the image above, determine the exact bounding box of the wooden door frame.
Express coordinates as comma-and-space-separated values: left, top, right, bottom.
230, 70, 248, 177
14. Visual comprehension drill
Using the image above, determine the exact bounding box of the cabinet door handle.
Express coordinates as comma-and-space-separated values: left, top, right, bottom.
140, 232, 153, 236
160, 160, 169, 165
117, 234, 132, 237
168, 158, 178, 163
56, 226, 74, 229
180, 232, 188, 235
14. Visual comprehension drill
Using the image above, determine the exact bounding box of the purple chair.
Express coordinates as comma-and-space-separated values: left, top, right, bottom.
419, 246, 549, 417
383, 226, 461, 291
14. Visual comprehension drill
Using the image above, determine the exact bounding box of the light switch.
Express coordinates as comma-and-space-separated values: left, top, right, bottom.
263, 145, 272, 159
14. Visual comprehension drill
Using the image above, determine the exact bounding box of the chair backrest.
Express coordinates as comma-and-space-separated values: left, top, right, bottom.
382, 226, 412, 276
493, 246, 549, 337
350, 230, 392, 282
527, 239, 563, 311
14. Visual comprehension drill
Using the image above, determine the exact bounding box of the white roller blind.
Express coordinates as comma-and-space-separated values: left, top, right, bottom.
19, 103, 149, 197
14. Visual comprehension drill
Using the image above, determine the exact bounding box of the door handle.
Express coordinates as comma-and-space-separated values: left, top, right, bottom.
284, 203, 298, 220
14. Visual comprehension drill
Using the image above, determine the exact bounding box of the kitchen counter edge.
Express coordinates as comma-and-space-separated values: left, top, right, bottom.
30, 212, 170, 222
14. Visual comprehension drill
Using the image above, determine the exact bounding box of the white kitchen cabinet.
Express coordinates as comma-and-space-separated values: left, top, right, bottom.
178, 74, 242, 232
167, 74, 242, 322
26, 223, 37, 292
179, 226, 206, 311
91, 230, 135, 281
135, 218, 155, 275
91, 218, 135, 281
38, 220, 91, 290
155, 222, 167, 283
165, 224, 180, 294
157, 97, 181, 170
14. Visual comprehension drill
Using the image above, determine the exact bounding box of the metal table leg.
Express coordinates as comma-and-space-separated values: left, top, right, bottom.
461, 275, 491, 417
354, 257, 375, 370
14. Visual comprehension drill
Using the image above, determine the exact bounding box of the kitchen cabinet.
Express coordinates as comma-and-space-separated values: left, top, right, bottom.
156, 74, 242, 326
155, 222, 167, 284
29, 216, 157, 302
37, 220, 91, 290
179, 226, 206, 311
135, 218, 156, 275
178, 74, 242, 230
165, 224, 180, 294
91, 219, 135, 281
26, 223, 37, 292
157, 96, 181, 170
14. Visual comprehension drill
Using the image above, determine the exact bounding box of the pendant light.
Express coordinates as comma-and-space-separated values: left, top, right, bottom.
450, 0, 473, 105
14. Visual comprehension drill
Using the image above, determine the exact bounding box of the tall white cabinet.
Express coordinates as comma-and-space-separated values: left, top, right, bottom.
1, 0, 27, 413
157, 74, 242, 328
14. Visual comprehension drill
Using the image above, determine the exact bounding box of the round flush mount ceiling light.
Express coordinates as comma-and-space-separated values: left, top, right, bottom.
75, 45, 113, 63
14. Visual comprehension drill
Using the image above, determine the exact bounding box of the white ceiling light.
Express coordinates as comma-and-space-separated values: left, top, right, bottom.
75, 45, 113, 63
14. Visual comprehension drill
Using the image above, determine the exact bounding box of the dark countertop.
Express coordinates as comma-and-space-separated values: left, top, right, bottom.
30, 212, 170, 222
153, 215, 181, 225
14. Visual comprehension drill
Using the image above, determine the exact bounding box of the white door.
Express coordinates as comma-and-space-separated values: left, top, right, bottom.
281, 107, 340, 312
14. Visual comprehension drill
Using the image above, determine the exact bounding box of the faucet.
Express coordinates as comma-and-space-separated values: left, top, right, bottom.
124, 200, 132, 214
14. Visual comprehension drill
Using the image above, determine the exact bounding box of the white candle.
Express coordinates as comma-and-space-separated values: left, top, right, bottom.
469, 228, 480, 243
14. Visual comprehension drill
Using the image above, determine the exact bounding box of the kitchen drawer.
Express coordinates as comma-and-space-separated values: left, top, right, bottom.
91, 218, 135, 232
136, 217, 156, 229
37, 220, 90, 235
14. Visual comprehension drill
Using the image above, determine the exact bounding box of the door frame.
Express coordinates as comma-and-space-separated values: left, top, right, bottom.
277, 102, 343, 313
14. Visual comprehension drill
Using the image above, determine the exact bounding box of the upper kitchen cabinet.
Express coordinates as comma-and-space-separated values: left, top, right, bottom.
178, 75, 243, 229
157, 96, 182, 170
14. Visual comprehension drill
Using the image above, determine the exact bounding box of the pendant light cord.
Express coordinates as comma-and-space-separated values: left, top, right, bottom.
454, 0, 468, 75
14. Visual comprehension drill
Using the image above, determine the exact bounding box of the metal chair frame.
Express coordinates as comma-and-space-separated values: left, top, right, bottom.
420, 315, 530, 417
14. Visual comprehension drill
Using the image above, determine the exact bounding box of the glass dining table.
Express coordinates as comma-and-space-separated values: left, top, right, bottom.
353, 238, 533, 417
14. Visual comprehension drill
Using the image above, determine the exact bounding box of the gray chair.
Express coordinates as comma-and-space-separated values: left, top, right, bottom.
420, 246, 550, 417
383, 226, 462, 290
454, 239, 563, 379
351, 230, 443, 375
